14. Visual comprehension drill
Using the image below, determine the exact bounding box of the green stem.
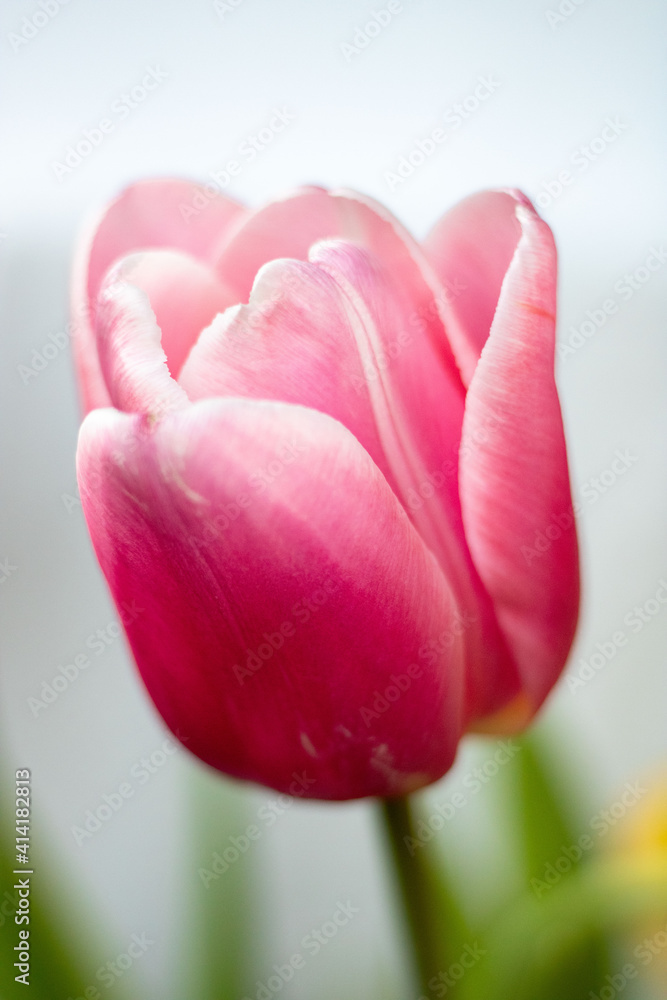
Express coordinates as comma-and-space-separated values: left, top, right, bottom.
380, 796, 441, 997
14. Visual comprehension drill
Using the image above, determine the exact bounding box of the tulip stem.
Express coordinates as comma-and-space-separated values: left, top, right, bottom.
380, 796, 440, 996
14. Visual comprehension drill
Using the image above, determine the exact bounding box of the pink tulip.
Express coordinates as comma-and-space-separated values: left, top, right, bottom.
73, 180, 579, 800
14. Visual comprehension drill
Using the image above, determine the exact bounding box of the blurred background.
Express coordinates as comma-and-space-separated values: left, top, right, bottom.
1, 1, 666, 997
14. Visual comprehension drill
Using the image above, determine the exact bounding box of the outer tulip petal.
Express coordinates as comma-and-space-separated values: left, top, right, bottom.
459, 200, 579, 725
181, 240, 520, 722
422, 190, 527, 387
77, 399, 467, 799
71, 178, 246, 413
312, 243, 522, 720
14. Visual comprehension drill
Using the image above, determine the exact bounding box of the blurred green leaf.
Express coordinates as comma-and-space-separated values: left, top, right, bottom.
421, 848, 474, 967
379, 795, 481, 1000
514, 733, 578, 880
420, 849, 489, 1000
174, 761, 259, 1000
503, 733, 613, 999
469, 858, 667, 1000
0, 776, 133, 1000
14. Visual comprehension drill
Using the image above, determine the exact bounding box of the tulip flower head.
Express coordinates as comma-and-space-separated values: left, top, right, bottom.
73, 181, 579, 799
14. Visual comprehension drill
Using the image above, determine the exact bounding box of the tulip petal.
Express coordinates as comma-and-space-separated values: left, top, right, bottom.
94, 266, 190, 417
183, 241, 472, 584
212, 185, 338, 296
213, 185, 463, 383
422, 190, 527, 387
84, 178, 245, 296
311, 242, 522, 720
181, 239, 520, 722
111, 250, 237, 379
71, 178, 245, 412
459, 200, 579, 724
179, 251, 390, 477
77, 399, 467, 799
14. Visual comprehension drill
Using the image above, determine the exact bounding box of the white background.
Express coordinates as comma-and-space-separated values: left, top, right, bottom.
1, 1, 666, 998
